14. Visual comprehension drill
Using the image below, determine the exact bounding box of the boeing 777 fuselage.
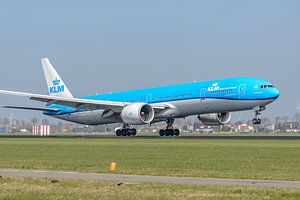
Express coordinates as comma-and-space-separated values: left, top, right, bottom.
0, 58, 280, 136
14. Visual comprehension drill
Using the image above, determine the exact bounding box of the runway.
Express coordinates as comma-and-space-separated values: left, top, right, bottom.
0, 135, 300, 140
1, 169, 300, 189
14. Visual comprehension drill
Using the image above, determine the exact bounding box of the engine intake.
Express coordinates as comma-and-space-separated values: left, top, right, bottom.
198, 112, 231, 125
121, 103, 155, 125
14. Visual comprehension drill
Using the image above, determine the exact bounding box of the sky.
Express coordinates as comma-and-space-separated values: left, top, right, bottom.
0, 0, 299, 121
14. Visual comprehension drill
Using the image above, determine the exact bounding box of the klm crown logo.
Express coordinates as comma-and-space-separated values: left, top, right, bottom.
50, 78, 65, 94
53, 78, 61, 86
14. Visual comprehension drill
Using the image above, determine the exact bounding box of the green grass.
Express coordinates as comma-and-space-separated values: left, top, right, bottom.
0, 177, 299, 200
0, 138, 300, 181
3, 131, 300, 137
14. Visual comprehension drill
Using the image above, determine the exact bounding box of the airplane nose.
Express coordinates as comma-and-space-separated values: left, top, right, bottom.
272, 88, 280, 99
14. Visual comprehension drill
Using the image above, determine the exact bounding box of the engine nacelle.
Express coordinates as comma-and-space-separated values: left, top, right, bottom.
198, 112, 231, 125
121, 103, 155, 125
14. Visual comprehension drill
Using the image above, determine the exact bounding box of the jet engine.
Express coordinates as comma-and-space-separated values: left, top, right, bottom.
198, 112, 231, 125
121, 103, 155, 125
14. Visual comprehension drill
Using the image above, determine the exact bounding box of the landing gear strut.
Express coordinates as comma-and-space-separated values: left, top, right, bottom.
159, 118, 180, 137
252, 106, 265, 125
116, 124, 137, 137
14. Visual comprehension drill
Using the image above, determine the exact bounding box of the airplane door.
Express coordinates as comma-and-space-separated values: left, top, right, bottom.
146, 94, 152, 103
200, 88, 206, 101
238, 84, 246, 98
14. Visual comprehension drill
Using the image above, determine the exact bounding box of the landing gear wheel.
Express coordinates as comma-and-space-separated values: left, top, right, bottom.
116, 129, 122, 136
121, 129, 127, 136
174, 129, 180, 136
158, 118, 180, 137
116, 124, 138, 137
252, 118, 262, 125
159, 129, 165, 136
169, 129, 174, 136
165, 130, 170, 136
131, 129, 137, 136
257, 118, 262, 124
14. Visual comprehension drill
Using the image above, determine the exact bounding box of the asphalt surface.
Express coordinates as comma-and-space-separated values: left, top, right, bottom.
0, 135, 300, 140
1, 169, 300, 189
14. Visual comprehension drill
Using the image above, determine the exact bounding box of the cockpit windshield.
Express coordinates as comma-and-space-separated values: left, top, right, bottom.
260, 85, 275, 89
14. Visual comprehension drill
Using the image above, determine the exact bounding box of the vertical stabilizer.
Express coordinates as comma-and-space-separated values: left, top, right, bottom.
41, 58, 73, 98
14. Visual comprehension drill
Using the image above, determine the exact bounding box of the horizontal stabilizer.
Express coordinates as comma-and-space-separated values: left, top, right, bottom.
2, 105, 60, 112
0, 90, 128, 112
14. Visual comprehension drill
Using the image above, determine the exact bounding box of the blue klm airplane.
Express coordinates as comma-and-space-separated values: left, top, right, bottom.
0, 58, 280, 136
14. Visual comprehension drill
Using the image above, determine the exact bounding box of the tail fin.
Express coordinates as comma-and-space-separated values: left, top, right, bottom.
41, 58, 73, 98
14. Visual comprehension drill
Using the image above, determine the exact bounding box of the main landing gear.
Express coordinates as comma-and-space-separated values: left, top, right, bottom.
115, 124, 137, 137
252, 106, 265, 125
159, 118, 180, 137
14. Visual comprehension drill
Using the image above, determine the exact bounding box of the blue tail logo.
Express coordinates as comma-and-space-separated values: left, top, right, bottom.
49, 78, 65, 94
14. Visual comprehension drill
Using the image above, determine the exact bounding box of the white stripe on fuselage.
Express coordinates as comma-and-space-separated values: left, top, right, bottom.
50, 98, 275, 125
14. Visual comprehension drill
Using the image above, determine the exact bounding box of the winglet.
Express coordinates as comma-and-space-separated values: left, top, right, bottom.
41, 58, 73, 98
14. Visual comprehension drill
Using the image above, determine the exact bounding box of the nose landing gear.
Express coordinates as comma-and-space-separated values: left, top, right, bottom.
252, 106, 265, 125
252, 117, 262, 125
159, 118, 180, 136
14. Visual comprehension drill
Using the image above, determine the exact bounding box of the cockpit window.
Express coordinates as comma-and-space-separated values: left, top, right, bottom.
260, 85, 275, 89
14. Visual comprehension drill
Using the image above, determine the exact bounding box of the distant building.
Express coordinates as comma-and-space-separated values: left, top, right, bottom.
283, 122, 300, 132
264, 124, 275, 132
236, 124, 254, 133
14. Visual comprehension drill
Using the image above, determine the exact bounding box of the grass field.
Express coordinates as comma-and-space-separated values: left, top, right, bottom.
0, 138, 299, 181
0, 177, 299, 200
3, 132, 300, 137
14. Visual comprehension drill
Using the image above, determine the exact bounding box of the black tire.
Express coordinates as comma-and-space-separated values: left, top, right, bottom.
116, 129, 122, 136
165, 129, 174, 136
165, 129, 170, 136
252, 118, 257, 124
169, 129, 175, 136
131, 129, 137, 136
121, 129, 127, 136
257, 118, 262, 124
159, 129, 165, 136
174, 129, 180, 136
126, 130, 131, 136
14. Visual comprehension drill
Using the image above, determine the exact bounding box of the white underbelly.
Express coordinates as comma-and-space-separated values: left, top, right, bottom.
164, 98, 274, 117
52, 109, 121, 125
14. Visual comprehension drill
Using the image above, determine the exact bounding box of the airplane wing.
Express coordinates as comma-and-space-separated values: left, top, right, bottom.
0, 90, 169, 113
0, 90, 129, 112
0, 59, 170, 114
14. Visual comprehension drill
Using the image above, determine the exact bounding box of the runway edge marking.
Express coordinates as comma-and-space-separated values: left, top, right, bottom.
0, 169, 300, 189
